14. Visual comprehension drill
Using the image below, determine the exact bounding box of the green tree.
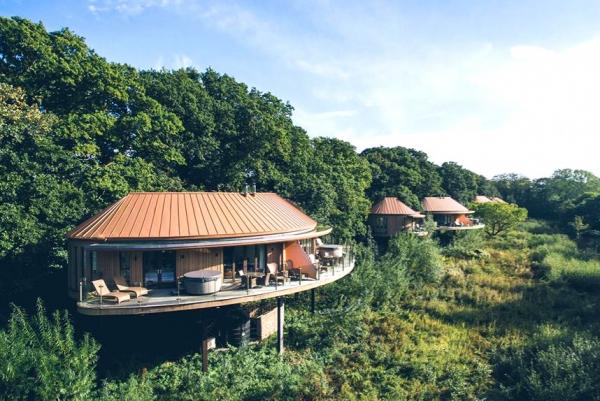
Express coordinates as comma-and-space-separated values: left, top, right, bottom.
361, 146, 444, 208
474, 202, 528, 237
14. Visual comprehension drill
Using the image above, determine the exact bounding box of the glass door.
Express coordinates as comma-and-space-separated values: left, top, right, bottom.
143, 251, 176, 287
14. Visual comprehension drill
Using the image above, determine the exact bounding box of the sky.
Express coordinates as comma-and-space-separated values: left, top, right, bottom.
2, 0, 600, 178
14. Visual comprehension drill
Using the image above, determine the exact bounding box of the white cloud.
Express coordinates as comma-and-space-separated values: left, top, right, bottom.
88, 0, 182, 15
152, 54, 194, 70
86, 0, 600, 178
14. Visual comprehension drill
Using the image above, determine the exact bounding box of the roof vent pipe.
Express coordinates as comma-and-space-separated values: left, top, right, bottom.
243, 184, 248, 196
251, 183, 256, 195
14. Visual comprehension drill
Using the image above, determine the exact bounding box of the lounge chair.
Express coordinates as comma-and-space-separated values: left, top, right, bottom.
112, 275, 149, 298
91, 279, 131, 303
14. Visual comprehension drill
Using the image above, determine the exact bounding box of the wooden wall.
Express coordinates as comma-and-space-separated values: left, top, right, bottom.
387, 215, 414, 235
176, 248, 223, 277
97, 250, 120, 280
120, 251, 144, 285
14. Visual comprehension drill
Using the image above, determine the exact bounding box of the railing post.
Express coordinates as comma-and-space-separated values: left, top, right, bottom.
79, 280, 83, 302
277, 297, 284, 354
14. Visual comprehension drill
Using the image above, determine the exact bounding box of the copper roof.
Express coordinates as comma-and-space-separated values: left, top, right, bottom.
371, 197, 423, 217
474, 196, 492, 203
422, 197, 471, 214
474, 196, 507, 204
68, 192, 317, 241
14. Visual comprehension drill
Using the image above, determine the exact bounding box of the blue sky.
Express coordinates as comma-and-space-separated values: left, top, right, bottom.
3, 0, 600, 178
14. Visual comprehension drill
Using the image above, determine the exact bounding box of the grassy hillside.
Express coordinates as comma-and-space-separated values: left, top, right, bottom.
3, 221, 600, 400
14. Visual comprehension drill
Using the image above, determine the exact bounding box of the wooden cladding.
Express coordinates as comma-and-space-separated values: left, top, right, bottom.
176, 248, 223, 277
97, 251, 120, 279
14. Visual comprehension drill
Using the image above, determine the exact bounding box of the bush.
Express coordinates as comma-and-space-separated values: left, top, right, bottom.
146, 346, 329, 401
494, 334, 600, 401
0, 300, 99, 401
443, 230, 488, 259
384, 233, 443, 285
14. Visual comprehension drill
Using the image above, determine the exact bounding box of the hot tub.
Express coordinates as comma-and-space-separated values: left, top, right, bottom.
183, 270, 222, 295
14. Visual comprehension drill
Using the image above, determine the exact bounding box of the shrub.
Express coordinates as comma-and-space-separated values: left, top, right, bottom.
494, 334, 600, 401
384, 233, 443, 285
443, 230, 487, 259
0, 300, 99, 401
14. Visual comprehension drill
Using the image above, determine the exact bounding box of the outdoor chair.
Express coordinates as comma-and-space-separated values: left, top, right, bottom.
112, 275, 149, 298
91, 279, 131, 303
267, 262, 287, 285
238, 270, 257, 289
286, 260, 303, 280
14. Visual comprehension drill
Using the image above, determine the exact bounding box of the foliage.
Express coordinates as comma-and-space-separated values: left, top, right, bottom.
361, 147, 497, 208
442, 230, 488, 259
0, 300, 99, 401
494, 334, 600, 401
473, 202, 528, 237
361, 146, 444, 208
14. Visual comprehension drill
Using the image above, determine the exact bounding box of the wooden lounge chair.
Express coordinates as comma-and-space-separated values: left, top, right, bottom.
91, 279, 131, 303
112, 275, 149, 298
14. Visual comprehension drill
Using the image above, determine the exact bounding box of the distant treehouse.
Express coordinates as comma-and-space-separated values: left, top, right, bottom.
67, 191, 353, 316
368, 195, 484, 237
368, 197, 425, 237
421, 196, 484, 231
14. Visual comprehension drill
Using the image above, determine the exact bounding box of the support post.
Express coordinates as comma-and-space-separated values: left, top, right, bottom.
310, 288, 315, 314
277, 297, 284, 354
201, 325, 208, 373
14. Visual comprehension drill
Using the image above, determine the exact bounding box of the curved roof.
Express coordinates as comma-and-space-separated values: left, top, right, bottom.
422, 197, 472, 214
371, 197, 423, 217
68, 192, 317, 241
474, 195, 492, 203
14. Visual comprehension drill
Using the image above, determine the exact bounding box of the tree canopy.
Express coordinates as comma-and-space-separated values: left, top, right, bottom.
473, 202, 528, 237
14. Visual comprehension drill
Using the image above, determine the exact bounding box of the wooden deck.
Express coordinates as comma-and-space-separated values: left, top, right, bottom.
437, 223, 485, 231
77, 260, 355, 316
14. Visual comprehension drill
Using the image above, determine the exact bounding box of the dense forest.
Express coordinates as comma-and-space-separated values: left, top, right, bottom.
0, 17, 500, 306
3, 16, 600, 401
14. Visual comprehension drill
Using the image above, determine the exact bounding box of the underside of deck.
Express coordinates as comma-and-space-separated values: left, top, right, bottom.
77, 261, 354, 316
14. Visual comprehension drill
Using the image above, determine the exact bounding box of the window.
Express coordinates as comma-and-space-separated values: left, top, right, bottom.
372, 216, 387, 234
300, 239, 314, 255
90, 251, 98, 278
223, 245, 267, 273
119, 252, 131, 281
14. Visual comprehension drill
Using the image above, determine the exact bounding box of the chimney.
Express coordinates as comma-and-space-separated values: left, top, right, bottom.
242, 184, 249, 196
251, 183, 256, 196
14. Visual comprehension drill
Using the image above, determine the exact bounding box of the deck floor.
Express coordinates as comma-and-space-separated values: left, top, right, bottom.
78, 261, 354, 315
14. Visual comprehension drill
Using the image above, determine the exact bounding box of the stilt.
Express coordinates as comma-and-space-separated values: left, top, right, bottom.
201, 324, 208, 372
277, 297, 284, 354
310, 288, 316, 314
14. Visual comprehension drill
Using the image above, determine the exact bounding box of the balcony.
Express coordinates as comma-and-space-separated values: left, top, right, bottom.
77, 245, 354, 316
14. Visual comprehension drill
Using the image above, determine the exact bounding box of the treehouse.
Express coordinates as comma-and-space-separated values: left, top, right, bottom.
368, 197, 425, 237
67, 191, 353, 316
421, 196, 484, 231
